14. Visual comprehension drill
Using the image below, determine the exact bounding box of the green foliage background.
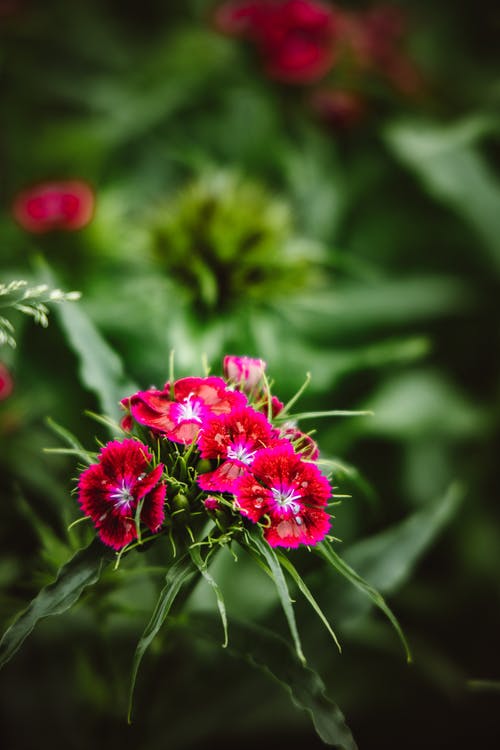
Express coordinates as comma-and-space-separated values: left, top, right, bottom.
1, 1, 499, 748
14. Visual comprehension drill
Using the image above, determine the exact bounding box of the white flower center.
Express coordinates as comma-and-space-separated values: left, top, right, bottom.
226, 443, 256, 465
110, 480, 134, 509
271, 486, 302, 516
177, 394, 202, 423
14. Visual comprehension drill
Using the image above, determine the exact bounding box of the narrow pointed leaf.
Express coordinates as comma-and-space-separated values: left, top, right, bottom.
316, 541, 411, 662
0, 538, 111, 668
46, 417, 96, 465
191, 613, 358, 749
38, 262, 138, 427
276, 551, 342, 653
345, 483, 464, 594
127, 554, 197, 723
248, 526, 306, 664
188, 546, 228, 647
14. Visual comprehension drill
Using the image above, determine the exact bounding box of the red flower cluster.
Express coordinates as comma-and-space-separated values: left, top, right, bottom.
213, 1, 423, 129
12, 180, 95, 233
214, 0, 340, 83
78, 356, 332, 551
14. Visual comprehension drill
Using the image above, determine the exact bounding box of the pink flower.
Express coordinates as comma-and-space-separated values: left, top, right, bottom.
122, 376, 247, 445
234, 441, 331, 547
78, 439, 166, 550
12, 180, 95, 233
214, 0, 340, 84
0, 363, 13, 401
197, 405, 278, 492
223, 355, 266, 395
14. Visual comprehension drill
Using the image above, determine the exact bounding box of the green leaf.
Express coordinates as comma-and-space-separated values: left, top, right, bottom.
276, 552, 342, 654
385, 116, 500, 269
45, 417, 96, 465
127, 553, 197, 723
283, 277, 468, 337
362, 371, 485, 440
0, 538, 111, 669
191, 613, 358, 750
247, 526, 306, 665
344, 483, 464, 596
316, 542, 411, 663
38, 262, 138, 428
188, 546, 228, 648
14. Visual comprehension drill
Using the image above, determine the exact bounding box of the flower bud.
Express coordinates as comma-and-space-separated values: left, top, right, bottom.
224, 355, 266, 394
204, 495, 221, 511
172, 493, 190, 512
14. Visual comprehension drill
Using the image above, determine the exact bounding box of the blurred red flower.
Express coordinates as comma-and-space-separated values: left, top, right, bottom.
0, 363, 13, 400
12, 180, 95, 233
214, 0, 340, 83
309, 88, 366, 130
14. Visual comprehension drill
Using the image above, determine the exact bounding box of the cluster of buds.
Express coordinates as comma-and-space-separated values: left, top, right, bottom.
77, 355, 333, 553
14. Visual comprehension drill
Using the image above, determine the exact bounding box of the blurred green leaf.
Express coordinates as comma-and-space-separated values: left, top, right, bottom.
191, 613, 358, 750
316, 542, 411, 661
0, 538, 112, 669
362, 370, 486, 439
248, 527, 306, 665
312, 484, 464, 633
36, 262, 138, 424
385, 116, 500, 270
128, 554, 197, 723
283, 276, 469, 337
345, 482, 464, 595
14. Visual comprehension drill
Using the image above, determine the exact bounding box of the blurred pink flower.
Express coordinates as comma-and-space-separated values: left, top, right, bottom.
0, 363, 13, 400
214, 0, 340, 83
12, 180, 95, 233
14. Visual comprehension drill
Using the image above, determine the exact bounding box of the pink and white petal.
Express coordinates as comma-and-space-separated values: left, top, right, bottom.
168, 420, 202, 445
134, 463, 164, 499
233, 474, 271, 522
198, 461, 248, 493
265, 506, 331, 548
